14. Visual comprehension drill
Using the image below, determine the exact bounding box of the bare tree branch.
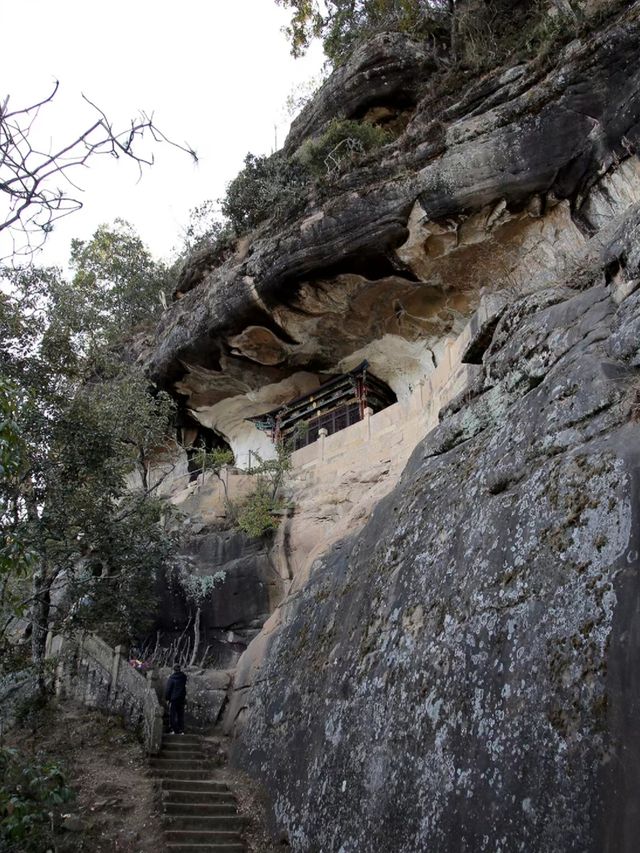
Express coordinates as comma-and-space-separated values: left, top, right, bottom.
0, 83, 198, 262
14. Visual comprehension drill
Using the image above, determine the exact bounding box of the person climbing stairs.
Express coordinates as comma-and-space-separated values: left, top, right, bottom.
150, 731, 245, 852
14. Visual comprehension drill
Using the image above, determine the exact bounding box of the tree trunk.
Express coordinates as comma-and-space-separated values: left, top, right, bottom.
30, 567, 51, 696
189, 607, 201, 668
449, 0, 458, 62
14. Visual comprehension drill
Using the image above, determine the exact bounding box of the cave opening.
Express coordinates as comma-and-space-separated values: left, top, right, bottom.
177, 409, 234, 481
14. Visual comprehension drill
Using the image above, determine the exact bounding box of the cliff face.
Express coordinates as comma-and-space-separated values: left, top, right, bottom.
229, 208, 640, 850
145, 3, 640, 850
146, 5, 640, 466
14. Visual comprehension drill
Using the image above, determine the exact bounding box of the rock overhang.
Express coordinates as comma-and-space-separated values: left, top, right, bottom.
145, 8, 640, 459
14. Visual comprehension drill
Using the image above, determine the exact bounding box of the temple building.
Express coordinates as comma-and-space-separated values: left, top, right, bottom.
248, 361, 396, 451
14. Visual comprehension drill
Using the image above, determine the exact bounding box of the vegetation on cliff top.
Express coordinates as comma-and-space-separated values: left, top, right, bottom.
274, 0, 590, 64
187, 0, 612, 255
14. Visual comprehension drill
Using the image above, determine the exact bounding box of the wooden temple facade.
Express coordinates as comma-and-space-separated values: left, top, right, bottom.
248, 361, 396, 451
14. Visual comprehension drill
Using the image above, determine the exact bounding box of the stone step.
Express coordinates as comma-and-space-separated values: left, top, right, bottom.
164, 802, 237, 816
151, 759, 210, 771
160, 747, 205, 755
163, 815, 243, 831
163, 735, 202, 746
165, 830, 243, 845
153, 730, 244, 853
163, 790, 236, 805
166, 845, 245, 853
161, 779, 229, 793
162, 729, 202, 736
151, 769, 219, 781
161, 744, 203, 754
159, 752, 204, 762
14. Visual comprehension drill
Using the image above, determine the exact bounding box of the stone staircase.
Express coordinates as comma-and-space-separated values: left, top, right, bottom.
150, 732, 245, 852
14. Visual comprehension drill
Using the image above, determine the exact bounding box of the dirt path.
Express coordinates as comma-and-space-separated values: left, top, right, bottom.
5, 700, 163, 852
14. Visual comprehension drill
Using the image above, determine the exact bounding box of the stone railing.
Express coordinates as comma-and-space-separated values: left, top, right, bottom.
0, 669, 38, 735
45, 631, 163, 755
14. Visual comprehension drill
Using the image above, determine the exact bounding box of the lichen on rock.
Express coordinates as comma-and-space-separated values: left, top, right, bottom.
141, 5, 640, 850
228, 267, 640, 852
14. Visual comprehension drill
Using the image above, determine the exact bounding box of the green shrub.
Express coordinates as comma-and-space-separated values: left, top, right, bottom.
231, 443, 292, 539
297, 118, 393, 178
221, 152, 310, 234
14, 687, 52, 730
236, 483, 284, 539
192, 446, 234, 478
183, 202, 236, 257
0, 747, 74, 852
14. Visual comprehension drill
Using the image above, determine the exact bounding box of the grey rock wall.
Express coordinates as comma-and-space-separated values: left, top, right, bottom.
155, 529, 281, 668
230, 210, 640, 852
155, 666, 232, 730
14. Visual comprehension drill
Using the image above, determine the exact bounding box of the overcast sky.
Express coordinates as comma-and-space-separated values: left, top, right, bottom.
1, 0, 324, 268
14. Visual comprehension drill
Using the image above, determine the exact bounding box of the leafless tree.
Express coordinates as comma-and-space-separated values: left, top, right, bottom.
0, 81, 197, 262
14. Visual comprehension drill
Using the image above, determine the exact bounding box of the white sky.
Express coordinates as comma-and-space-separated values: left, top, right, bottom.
1, 0, 324, 268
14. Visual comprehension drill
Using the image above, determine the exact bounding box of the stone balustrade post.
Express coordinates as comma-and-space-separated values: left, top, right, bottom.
318, 427, 328, 462
146, 667, 160, 697
363, 406, 373, 440
110, 644, 125, 703
45, 630, 53, 658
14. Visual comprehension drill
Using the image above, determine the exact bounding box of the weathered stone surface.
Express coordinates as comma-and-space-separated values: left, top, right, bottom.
147, 11, 640, 392
283, 32, 437, 155
229, 262, 640, 850
607, 288, 640, 365
155, 529, 283, 668
143, 10, 640, 470
460, 293, 508, 365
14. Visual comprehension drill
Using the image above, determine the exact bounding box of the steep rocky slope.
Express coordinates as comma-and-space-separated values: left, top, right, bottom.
228, 206, 640, 851
145, 3, 640, 850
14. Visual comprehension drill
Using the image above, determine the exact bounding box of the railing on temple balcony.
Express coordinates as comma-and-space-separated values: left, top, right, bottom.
247, 361, 396, 451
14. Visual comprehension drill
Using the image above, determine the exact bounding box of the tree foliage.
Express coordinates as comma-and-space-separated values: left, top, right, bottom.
0, 223, 177, 678
0, 381, 35, 599
69, 219, 173, 338
275, 1, 586, 68
182, 200, 236, 257
0, 746, 73, 852
221, 152, 310, 234
276, 0, 455, 63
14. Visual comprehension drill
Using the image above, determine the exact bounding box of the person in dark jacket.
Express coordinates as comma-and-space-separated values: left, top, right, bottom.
165, 663, 187, 734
